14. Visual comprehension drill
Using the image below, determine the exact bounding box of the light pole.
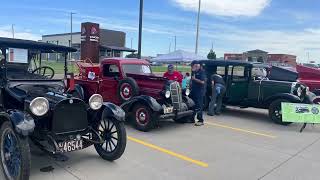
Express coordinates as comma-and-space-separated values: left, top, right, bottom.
174, 35, 177, 51
70, 12, 76, 60
138, 0, 144, 59
11, 24, 15, 38
195, 0, 201, 54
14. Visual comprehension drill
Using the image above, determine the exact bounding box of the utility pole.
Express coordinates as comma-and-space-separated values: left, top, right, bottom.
70, 12, 76, 60
169, 42, 171, 53
11, 24, 15, 38
138, 0, 144, 59
307, 52, 310, 62
131, 38, 133, 49
195, 0, 201, 54
174, 35, 177, 51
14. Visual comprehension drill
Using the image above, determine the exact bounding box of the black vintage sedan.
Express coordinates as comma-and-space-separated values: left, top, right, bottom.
0, 37, 127, 180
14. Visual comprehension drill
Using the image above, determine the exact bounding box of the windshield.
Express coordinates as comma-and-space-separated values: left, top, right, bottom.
122, 64, 152, 75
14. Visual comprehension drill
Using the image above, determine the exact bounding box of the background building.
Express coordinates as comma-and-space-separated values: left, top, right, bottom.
41, 22, 135, 61
224, 49, 297, 66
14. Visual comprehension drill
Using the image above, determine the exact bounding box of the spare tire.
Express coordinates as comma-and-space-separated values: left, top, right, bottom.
117, 77, 139, 103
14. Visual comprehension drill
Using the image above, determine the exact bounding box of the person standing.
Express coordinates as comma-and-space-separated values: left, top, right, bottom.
190, 61, 206, 126
163, 64, 183, 83
182, 72, 191, 90
207, 73, 226, 116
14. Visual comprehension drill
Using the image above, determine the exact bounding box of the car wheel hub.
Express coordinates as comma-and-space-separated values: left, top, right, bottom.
136, 108, 149, 125
120, 83, 132, 100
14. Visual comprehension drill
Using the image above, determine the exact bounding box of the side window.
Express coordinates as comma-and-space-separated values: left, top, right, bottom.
103, 64, 120, 77
231, 66, 247, 82
217, 66, 225, 76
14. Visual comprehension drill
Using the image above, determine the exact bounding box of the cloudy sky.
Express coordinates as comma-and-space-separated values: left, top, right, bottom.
1, 0, 320, 62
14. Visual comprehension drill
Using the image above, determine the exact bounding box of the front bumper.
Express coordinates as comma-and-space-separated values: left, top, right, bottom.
159, 110, 193, 120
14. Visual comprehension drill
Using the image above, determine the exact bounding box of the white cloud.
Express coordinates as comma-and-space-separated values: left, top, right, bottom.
171, 0, 271, 17
0, 26, 41, 41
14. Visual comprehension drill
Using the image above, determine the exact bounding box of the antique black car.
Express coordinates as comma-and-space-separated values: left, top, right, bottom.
0, 37, 127, 180
201, 60, 316, 125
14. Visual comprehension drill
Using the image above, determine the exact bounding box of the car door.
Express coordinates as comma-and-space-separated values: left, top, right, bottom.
99, 64, 121, 104
225, 65, 250, 105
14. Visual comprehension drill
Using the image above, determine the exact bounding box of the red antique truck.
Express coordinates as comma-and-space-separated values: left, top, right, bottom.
268, 64, 320, 95
296, 65, 320, 95
73, 58, 194, 131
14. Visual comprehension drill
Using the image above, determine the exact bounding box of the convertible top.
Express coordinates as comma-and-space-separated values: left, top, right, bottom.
200, 60, 253, 67
0, 37, 77, 53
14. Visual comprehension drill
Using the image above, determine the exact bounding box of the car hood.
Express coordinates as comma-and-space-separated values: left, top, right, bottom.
10, 83, 68, 104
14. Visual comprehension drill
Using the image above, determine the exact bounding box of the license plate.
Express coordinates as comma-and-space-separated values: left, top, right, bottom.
164, 107, 174, 114
58, 139, 83, 153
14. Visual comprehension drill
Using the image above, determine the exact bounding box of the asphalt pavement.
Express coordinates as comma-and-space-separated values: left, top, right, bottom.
2, 107, 320, 180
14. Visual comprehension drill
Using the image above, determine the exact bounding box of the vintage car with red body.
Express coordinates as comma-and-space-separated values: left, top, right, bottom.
74, 58, 194, 131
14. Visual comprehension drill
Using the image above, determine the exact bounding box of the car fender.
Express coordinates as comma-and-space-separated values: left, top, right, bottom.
121, 95, 162, 113
264, 93, 301, 106
183, 96, 195, 109
101, 102, 126, 122
6, 110, 35, 136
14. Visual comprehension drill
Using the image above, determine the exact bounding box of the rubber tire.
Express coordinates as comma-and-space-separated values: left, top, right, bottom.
131, 104, 156, 132
94, 118, 127, 161
268, 99, 292, 125
117, 78, 139, 103
0, 121, 31, 180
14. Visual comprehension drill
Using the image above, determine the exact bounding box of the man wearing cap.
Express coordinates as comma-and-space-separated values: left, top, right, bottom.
190, 61, 206, 126
163, 64, 183, 83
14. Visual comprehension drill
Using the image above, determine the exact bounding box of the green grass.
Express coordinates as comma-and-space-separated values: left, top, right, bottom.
41, 61, 78, 74
151, 65, 191, 73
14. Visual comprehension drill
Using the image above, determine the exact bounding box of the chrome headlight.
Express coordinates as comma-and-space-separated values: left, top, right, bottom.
89, 94, 103, 110
297, 87, 302, 97
29, 97, 49, 116
165, 90, 171, 98
185, 89, 190, 96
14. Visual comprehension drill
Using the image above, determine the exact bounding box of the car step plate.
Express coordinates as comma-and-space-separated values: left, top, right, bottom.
58, 139, 83, 153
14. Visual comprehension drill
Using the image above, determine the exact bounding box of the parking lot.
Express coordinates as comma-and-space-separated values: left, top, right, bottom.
3, 107, 320, 180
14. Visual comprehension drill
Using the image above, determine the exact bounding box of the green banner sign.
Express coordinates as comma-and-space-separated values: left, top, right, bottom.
282, 103, 320, 123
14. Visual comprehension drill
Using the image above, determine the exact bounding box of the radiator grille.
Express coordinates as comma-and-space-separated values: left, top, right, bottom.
52, 98, 88, 134
170, 82, 182, 111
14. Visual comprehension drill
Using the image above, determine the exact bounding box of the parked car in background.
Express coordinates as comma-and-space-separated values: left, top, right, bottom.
201, 60, 316, 125
74, 58, 194, 131
0, 38, 127, 180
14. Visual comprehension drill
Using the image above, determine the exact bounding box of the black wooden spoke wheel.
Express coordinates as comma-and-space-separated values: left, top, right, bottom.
0, 121, 30, 180
94, 118, 127, 161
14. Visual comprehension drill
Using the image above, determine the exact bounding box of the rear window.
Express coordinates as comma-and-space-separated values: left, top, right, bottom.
122, 64, 152, 75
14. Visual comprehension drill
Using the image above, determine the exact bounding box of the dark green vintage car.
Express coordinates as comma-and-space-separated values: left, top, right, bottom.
201, 60, 315, 125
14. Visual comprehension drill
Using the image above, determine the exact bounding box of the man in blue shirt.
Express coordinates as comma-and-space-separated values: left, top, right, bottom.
190, 61, 206, 126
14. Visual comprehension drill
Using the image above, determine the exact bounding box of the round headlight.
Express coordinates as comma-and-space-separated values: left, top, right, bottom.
165, 91, 171, 98
89, 94, 103, 110
297, 87, 302, 96
185, 89, 190, 96
29, 97, 49, 116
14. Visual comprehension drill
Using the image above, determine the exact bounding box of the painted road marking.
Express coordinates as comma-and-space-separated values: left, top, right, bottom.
127, 136, 208, 168
205, 122, 277, 139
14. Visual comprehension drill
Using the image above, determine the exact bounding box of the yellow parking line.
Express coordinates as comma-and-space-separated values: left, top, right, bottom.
205, 122, 277, 139
127, 136, 208, 168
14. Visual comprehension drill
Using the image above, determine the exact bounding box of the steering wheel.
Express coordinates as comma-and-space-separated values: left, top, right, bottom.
32, 66, 55, 79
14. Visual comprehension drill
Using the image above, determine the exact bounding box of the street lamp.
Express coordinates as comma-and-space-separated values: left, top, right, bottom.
138, 0, 144, 59
195, 0, 201, 54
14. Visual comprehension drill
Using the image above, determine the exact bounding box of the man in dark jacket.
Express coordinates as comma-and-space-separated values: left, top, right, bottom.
190, 61, 206, 126
207, 73, 226, 116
